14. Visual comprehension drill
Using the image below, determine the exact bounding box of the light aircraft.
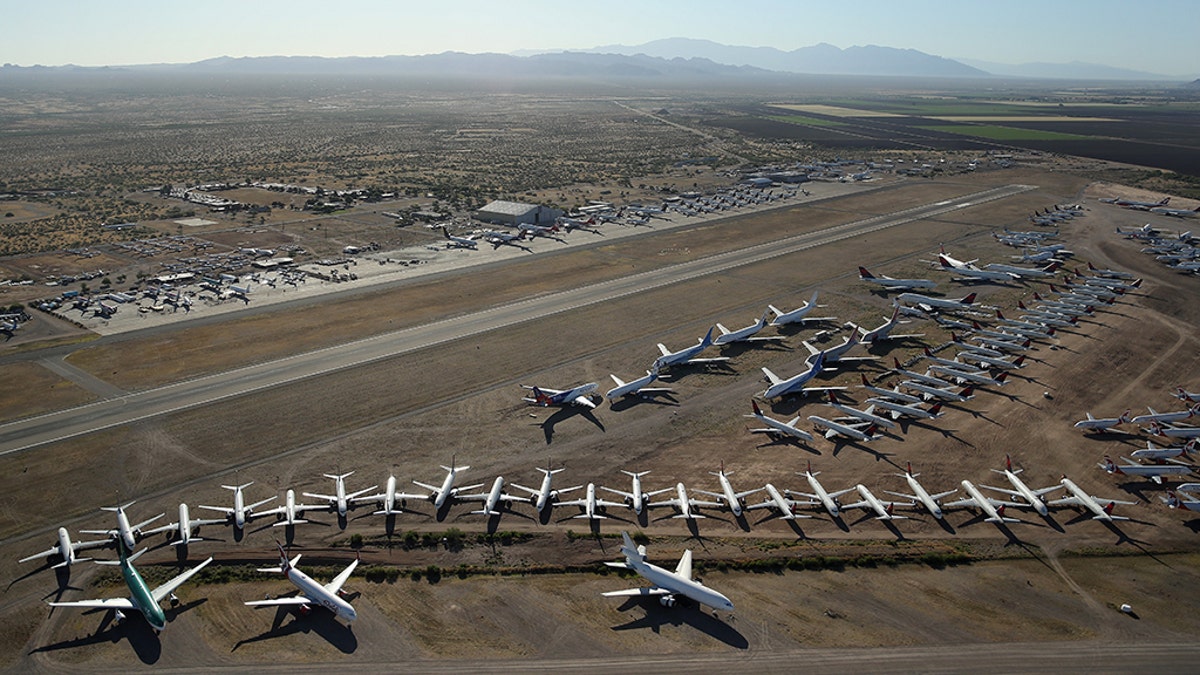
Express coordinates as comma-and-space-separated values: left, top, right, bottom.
1149, 421, 1200, 440
460, 476, 520, 516
602, 471, 671, 516
81, 502, 165, 552
260, 490, 323, 527
1131, 439, 1196, 462
841, 484, 911, 520
199, 483, 277, 531
944, 480, 1021, 524
650, 482, 722, 520
245, 543, 358, 622
885, 463, 956, 520
49, 541, 212, 632
713, 310, 786, 346
522, 382, 600, 409
353, 475, 426, 517
602, 531, 734, 613
865, 396, 944, 421
793, 461, 855, 518
605, 367, 673, 402
824, 391, 898, 430
1130, 404, 1199, 425
1100, 456, 1192, 484
801, 335, 876, 364
767, 291, 835, 327
981, 455, 1057, 516
850, 307, 926, 344
440, 226, 478, 249
147, 503, 227, 546
1049, 476, 1136, 521
744, 400, 815, 442
1073, 409, 1132, 433
511, 465, 582, 513
808, 414, 878, 443
412, 462, 484, 510
896, 292, 978, 313
858, 374, 924, 405
559, 483, 626, 520
653, 328, 729, 370
746, 484, 812, 520
303, 472, 377, 517
19, 528, 109, 569
857, 266, 936, 291
694, 465, 761, 517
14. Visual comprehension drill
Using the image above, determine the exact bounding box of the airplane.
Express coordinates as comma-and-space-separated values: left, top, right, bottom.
1111, 195, 1170, 210
1099, 456, 1192, 484
890, 357, 952, 387
605, 367, 673, 402
744, 400, 815, 443
896, 292, 978, 313
653, 328, 729, 370
1073, 409, 1132, 433
556, 215, 601, 233
601, 471, 672, 516
559, 482, 628, 520
602, 531, 734, 613
1131, 439, 1196, 462
943, 480, 1022, 524
649, 482, 722, 520
352, 475, 427, 517
1024, 297, 1090, 318
1048, 476, 1136, 521
199, 482, 277, 532
459, 476, 520, 516
1163, 490, 1200, 512
146, 503, 228, 546
516, 222, 564, 241
245, 543, 357, 622
713, 309, 786, 346
303, 472, 377, 518
801, 335, 876, 364
995, 311, 1056, 333
1086, 262, 1135, 279
480, 229, 529, 250
922, 346, 990, 370
984, 261, 1061, 279
885, 463, 956, 520
928, 363, 1008, 388
19, 527, 109, 569
767, 291, 835, 327
858, 374, 924, 405
440, 226, 478, 250
1149, 421, 1200, 440
937, 251, 1017, 282
259, 489, 323, 528
511, 465, 582, 513
824, 391, 897, 430
745, 483, 812, 520
759, 352, 845, 400
412, 462, 484, 510
956, 351, 1025, 371
694, 465, 761, 517
793, 461, 856, 518
857, 266, 936, 291
1129, 404, 1200, 425
1149, 204, 1200, 218
1016, 311, 1076, 329
849, 307, 925, 344
902, 380, 975, 403
49, 541, 213, 632
980, 455, 1058, 516
81, 502, 165, 552
841, 484, 911, 520
864, 396, 944, 421
1176, 387, 1200, 403
522, 382, 600, 409
808, 414, 878, 443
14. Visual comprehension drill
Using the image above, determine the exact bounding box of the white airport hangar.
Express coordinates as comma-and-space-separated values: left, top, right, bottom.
475, 200, 562, 226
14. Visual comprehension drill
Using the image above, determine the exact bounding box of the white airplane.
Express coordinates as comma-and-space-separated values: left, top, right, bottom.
1149, 204, 1200, 218
146, 503, 228, 546
1049, 476, 1136, 521
956, 351, 1025, 371
516, 222, 563, 240
245, 543, 358, 622
801, 335, 876, 364
412, 462, 484, 510
522, 382, 600, 409
440, 226, 478, 250
653, 328, 729, 370
694, 465, 761, 517
511, 466, 582, 513
1176, 387, 1200, 403
793, 462, 856, 518
944, 480, 1021, 524
713, 310, 786, 346
199, 482, 277, 531
1132, 439, 1196, 462
1130, 404, 1199, 425
81, 502, 165, 552
1086, 262, 1135, 279
602, 471, 672, 516
938, 253, 1017, 282
890, 357, 951, 387
841, 484, 911, 520
865, 396, 944, 421
1149, 421, 1200, 440
902, 380, 975, 403
896, 292, 978, 313
650, 482, 721, 520
303, 472, 377, 518
559, 483, 626, 520
605, 367, 674, 402
481, 229, 529, 249
1163, 490, 1200, 512
744, 400, 815, 443
850, 307, 925, 344
460, 476, 520, 516
603, 531, 734, 613
824, 391, 897, 429
19, 527, 109, 569
984, 261, 1061, 279
980, 455, 1058, 516
1111, 195, 1170, 209
857, 266, 936, 291
745, 484, 812, 520
760, 352, 844, 400
885, 463, 956, 520
259, 489, 323, 528
858, 374, 924, 405
49, 542, 212, 632
353, 475, 426, 517
1020, 300, 1088, 319
928, 364, 1008, 388
767, 291, 836, 327
995, 311, 1055, 333
808, 414, 878, 443
1100, 456, 1192, 484
1073, 409, 1132, 433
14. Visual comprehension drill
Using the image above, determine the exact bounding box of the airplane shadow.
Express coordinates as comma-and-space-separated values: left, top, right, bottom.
849, 512, 906, 540
830, 439, 898, 465
753, 436, 821, 455
610, 598, 748, 649
540, 407, 605, 444
9, 561, 81, 593
609, 395, 679, 412
233, 606, 357, 654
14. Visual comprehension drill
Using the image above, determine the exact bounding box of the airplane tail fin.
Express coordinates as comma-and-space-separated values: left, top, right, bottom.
1013, 355, 1026, 368
619, 531, 643, 563
961, 293, 977, 305
995, 372, 1009, 384
751, 400, 764, 417
858, 266, 875, 279
928, 402, 943, 416
700, 327, 714, 348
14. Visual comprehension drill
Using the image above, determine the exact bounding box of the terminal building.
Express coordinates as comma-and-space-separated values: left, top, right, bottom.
475, 200, 562, 226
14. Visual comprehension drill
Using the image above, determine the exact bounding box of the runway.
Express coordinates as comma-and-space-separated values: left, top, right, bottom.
0, 184, 1033, 455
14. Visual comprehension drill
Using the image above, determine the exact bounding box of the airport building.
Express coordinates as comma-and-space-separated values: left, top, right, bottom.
475, 200, 562, 226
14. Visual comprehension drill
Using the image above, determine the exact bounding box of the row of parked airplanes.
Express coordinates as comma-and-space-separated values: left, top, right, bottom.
1114, 222, 1200, 274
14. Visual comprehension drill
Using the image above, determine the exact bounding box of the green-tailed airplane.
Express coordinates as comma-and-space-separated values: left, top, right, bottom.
49, 541, 212, 632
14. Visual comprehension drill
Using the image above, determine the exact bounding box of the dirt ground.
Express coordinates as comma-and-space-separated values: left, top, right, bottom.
1, 167, 1198, 669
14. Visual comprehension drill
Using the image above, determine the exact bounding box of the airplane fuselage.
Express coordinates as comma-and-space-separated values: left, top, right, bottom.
289, 567, 357, 622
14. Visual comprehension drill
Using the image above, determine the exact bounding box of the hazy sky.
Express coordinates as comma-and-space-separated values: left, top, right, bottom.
5, 0, 1197, 76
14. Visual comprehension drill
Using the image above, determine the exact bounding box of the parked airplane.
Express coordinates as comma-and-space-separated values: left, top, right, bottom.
81, 502, 165, 551
928, 363, 1007, 388
199, 483, 276, 532
859, 374, 924, 405
865, 396, 944, 421
460, 476, 519, 517
1085, 262, 1135, 279
259, 490, 323, 528
440, 226, 478, 250
412, 462, 484, 510
713, 310, 786, 346
1130, 404, 1199, 425
245, 543, 358, 622
896, 292, 978, 313
19, 528, 109, 569
1111, 195, 1170, 210
605, 367, 673, 402
1164, 490, 1200, 512
802, 335, 875, 364
746, 484, 811, 520
857, 266, 936, 291
956, 351, 1025, 371
744, 400, 815, 442
808, 414, 878, 443
353, 475, 426, 517
824, 391, 897, 430
148, 503, 228, 546
653, 328, 729, 370
1149, 204, 1200, 218
944, 481, 1021, 524
481, 229, 529, 250
767, 291, 835, 327
981, 455, 1057, 516
1049, 476, 1136, 521
602, 470, 671, 516
559, 483, 626, 520
902, 380, 975, 403
760, 352, 844, 400
516, 222, 564, 240
49, 541, 212, 632
1131, 439, 1196, 462
885, 463, 956, 520
1100, 456, 1192, 484
650, 482, 722, 520
1177, 387, 1200, 403
794, 461, 855, 518
694, 465, 761, 517
303, 472, 377, 518
1149, 421, 1200, 440
937, 249, 1017, 282
850, 307, 926, 344
841, 484, 911, 520
1073, 409, 1132, 433
511, 466, 582, 513
984, 262, 1061, 279
522, 382, 600, 409
603, 531, 734, 613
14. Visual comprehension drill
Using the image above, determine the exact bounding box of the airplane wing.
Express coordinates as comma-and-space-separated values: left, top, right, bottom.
197, 505, 234, 515
132, 514, 165, 532
684, 357, 731, 365
571, 395, 597, 409
142, 521, 181, 537
674, 549, 693, 580
601, 586, 670, 598
245, 596, 313, 608
19, 547, 62, 563
49, 597, 136, 610
599, 487, 633, 500
151, 556, 213, 603
324, 559, 359, 595
688, 497, 724, 509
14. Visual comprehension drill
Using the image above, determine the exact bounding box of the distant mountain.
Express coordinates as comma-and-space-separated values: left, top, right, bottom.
957, 58, 1182, 81
573, 38, 989, 78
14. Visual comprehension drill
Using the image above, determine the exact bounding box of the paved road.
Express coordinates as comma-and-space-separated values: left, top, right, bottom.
0, 185, 1033, 456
